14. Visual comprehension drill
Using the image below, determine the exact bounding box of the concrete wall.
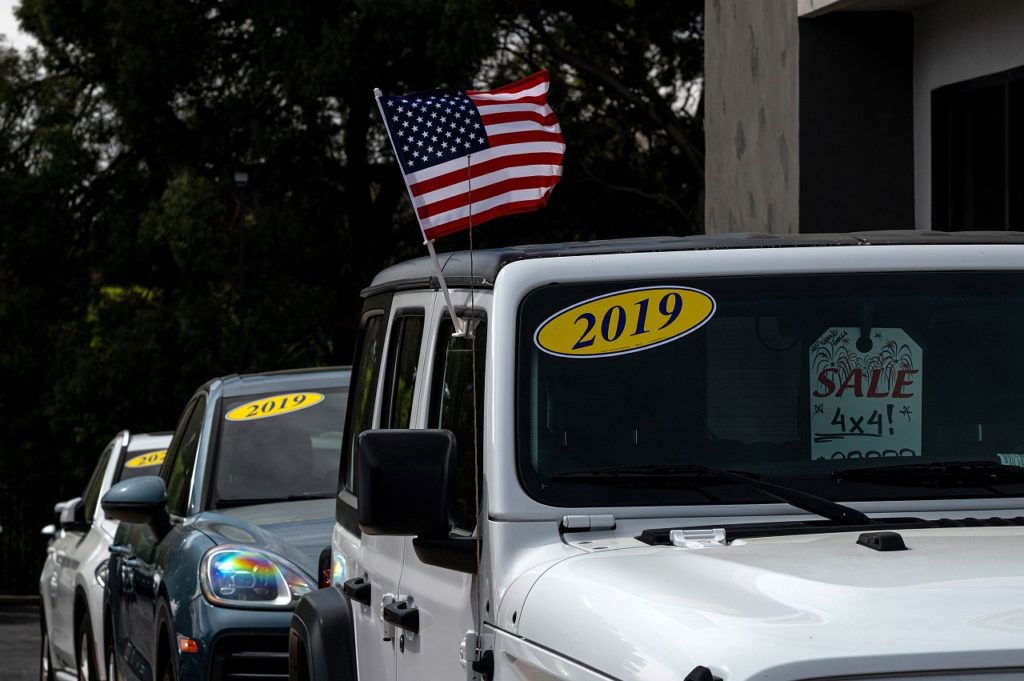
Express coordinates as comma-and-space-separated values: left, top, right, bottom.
704, 0, 799, 234
913, 0, 1024, 228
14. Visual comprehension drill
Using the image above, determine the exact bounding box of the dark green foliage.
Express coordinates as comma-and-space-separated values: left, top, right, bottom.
0, 0, 702, 592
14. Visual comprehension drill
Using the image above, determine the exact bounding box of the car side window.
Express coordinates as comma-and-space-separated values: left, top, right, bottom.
163, 395, 207, 516
341, 312, 388, 495
380, 312, 425, 429
429, 316, 486, 532
82, 441, 115, 523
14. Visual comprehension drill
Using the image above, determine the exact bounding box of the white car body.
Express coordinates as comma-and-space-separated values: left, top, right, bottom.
40, 430, 171, 681
302, 235, 1024, 681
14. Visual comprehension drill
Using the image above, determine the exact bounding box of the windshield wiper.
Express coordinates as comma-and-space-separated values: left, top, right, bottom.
833, 461, 1024, 488
216, 493, 335, 509
551, 464, 872, 526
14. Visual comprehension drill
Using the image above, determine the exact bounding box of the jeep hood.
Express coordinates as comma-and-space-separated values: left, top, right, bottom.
517, 526, 1024, 681
191, 498, 334, 578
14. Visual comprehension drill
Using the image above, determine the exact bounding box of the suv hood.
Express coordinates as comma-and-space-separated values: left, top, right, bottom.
191, 498, 334, 578
518, 526, 1024, 681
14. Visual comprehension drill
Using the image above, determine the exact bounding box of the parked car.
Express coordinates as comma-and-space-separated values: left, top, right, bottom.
39, 430, 172, 681
102, 367, 350, 681
290, 232, 1024, 681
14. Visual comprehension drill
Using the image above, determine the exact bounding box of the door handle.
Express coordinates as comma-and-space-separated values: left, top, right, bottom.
382, 599, 419, 633
342, 577, 371, 605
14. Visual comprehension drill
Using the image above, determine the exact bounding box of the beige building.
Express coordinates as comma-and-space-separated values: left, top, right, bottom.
705, 0, 1024, 233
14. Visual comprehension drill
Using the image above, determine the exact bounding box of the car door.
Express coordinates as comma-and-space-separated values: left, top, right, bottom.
395, 297, 486, 681
126, 394, 206, 677
52, 439, 115, 670
337, 290, 433, 681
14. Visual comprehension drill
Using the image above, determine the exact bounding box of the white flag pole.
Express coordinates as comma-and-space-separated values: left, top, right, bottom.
373, 87, 467, 337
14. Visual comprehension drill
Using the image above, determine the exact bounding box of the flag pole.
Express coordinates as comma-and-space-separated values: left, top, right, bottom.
373, 87, 467, 337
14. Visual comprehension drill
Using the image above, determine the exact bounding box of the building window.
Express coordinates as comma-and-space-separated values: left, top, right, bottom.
932, 65, 1024, 230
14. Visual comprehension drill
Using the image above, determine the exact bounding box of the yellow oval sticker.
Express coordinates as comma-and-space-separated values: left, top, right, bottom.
125, 450, 167, 469
535, 286, 716, 358
225, 392, 325, 422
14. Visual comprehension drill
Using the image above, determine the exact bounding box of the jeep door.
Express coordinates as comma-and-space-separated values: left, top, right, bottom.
336, 290, 436, 681
395, 294, 486, 681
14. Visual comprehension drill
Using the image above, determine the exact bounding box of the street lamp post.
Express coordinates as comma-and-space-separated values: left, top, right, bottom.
234, 170, 249, 367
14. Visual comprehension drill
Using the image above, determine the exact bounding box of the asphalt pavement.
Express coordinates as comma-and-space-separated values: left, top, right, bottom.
0, 601, 40, 681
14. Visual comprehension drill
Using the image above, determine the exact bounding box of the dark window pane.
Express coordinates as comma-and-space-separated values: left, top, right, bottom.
949, 84, 1005, 230
83, 442, 115, 522
382, 315, 425, 429
164, 396, 206, 516
429, 318, 486, 531
1010, 79, 1024, 229
932, 67, 1024, 231
343, 314, 387, 494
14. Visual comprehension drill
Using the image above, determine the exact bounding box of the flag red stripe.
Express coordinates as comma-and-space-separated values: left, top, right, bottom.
479, 111, 559, 127
471, 94, 549, 107
488, 130, 565, 147
423, 196, 554, 239
416, 175, 561, 219
466, 70, 548, 96
408, 152, 564, 197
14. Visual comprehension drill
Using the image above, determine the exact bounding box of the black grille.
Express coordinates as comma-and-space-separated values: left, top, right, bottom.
211, 633, 289, 681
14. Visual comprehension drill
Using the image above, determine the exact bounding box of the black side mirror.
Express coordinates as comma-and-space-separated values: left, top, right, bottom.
58, 497, 89, 532
357, 429, 476, 573
101, 475, 171, 538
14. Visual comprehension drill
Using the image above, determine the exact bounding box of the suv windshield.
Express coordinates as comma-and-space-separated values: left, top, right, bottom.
517, 271, 1024, 507
211, 388, 346, 508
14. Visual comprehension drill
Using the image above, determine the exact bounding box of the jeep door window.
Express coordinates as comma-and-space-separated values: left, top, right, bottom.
209, 387, 347, 507
342, 311, 388, 495
163, 395, 206, 516
517, 272, 1024, 507
381, 313, 425, 428
429, 316, 486, 531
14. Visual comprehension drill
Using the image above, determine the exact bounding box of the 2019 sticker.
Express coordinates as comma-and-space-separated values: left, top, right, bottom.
225, 392, 325, 422
534, 286, 716, 358
125, 450, 166, 469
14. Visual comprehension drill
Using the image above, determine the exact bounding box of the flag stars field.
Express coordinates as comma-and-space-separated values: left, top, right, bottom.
377, 71, 564, 239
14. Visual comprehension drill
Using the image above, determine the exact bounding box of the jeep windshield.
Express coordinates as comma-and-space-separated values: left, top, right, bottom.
210, 388, 345, 508
517, 271, 1024, 507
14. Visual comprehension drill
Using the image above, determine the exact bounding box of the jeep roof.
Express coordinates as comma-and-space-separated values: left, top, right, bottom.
364, 230, 1024, 296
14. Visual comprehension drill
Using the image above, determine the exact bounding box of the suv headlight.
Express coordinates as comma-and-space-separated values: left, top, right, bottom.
200, 546, 313, 609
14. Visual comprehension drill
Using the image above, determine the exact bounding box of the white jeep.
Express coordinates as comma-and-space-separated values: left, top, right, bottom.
289, 232, 1024, 681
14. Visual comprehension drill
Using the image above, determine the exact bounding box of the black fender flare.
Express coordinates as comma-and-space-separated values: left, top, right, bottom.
289, 588, 357, 681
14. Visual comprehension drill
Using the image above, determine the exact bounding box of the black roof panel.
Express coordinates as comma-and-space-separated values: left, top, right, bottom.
364, 231, 1024, 296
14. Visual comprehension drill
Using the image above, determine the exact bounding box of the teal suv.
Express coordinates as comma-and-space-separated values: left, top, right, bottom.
102, 368, 350, 681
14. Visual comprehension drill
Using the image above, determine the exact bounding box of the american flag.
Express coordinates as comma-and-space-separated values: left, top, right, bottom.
378, 70, 565, 240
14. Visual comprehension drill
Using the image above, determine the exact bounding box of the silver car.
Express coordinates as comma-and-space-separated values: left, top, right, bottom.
40, 430, 171, 681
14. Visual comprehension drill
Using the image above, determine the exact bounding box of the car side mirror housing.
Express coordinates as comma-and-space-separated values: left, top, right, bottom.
58, 497, 89, 532
358, 429, 456, 536
357, 430, 477, 574
101, 475, 171, 538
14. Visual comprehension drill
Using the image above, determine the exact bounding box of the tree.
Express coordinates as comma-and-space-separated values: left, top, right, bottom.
0, 0, 704, 592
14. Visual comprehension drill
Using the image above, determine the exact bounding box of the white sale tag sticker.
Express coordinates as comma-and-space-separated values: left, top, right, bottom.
809, 327, 922, 461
